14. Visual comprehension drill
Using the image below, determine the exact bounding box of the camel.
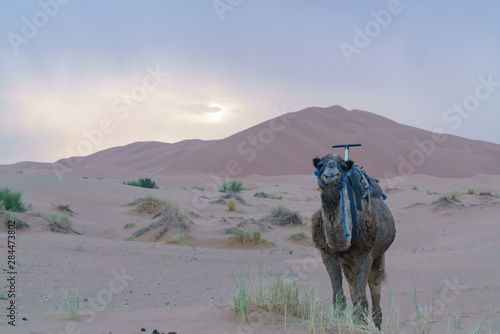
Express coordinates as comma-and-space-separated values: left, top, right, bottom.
311, 154, 396, 329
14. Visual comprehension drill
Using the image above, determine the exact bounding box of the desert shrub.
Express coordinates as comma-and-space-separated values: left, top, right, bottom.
433, 196, 456, 207
287, 230, 312, 243
123, 178, 159, 189
0, 187, 31, 212
219, 180, 245, 193
124, 195, 169, 214
123, 235, 136, 241
227, 229, 274, 245
268, 193, 283, 200
127, 197, 192, 241
262, 205, 302, 225
185, 207, 200, 217
227, 197, 238, 212
446, 189, 460, 201
44, 212, 72, 230
466, 187, 476, 195
166, 233, 192, 246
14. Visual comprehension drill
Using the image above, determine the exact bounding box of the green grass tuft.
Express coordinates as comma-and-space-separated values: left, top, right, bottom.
219, 180, 245, 193
0, 187, 31, 212
123, 177, 159, 189
233, 275, 250, 323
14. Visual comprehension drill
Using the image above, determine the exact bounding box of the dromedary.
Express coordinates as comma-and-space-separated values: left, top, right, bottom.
311, 154, 396, 329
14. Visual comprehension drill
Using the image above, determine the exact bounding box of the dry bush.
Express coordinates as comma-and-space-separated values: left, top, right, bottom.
123, 195, 169, 214
433, 196, 456, 207
261, 205, 302, 226
128, 197, 193, 241
227, 229, 274, 245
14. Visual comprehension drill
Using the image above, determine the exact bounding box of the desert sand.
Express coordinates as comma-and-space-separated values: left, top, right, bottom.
0, 107, 499, 333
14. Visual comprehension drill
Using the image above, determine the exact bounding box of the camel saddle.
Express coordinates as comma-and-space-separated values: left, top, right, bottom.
349, 164, 385, 200
344, 165, 386, 240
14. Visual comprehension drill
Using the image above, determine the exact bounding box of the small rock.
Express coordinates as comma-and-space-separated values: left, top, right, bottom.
141, 329, 146, 332
254, 192, 268, 198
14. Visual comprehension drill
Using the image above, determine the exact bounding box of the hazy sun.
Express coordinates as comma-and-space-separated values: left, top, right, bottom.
204, 103, 229, 123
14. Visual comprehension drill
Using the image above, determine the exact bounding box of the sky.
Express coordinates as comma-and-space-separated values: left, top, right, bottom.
1, 0, 500, 164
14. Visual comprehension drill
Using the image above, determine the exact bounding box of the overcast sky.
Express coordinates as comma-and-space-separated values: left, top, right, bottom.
1, 0, 499, 164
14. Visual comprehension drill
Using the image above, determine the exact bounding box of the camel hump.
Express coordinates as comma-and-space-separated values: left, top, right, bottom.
350, 165, 385, 199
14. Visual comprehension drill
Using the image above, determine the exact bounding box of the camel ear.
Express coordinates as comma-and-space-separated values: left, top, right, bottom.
313, 157, 321, 169
345, 160, 354, 171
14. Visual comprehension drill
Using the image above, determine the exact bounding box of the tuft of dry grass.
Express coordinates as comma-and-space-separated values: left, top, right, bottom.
227, 197, 240, 212
42, 212, 76, 233
268, 193, 283, 200
287, 230, 312, 243
232, 264, 378, 333
165, 233, 192, 246
466, 187, 476, 195
123, 195, 169, 214
185, 207, 200, 218
447, 189, 460, 201
261, 204, 302, 226
227, 229, 274, 245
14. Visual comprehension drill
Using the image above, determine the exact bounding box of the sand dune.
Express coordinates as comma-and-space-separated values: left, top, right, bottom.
2, 106, 500, 180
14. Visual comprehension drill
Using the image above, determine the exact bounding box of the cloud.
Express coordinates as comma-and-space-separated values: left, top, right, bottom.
178, 103, 222, 114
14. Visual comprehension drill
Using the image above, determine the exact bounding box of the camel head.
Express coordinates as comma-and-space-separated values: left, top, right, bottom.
313, 154, 354, 190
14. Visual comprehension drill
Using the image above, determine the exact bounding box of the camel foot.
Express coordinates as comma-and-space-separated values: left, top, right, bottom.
333, 293, 347, 312
372, 308, 382, 330
352, 306, 369, 327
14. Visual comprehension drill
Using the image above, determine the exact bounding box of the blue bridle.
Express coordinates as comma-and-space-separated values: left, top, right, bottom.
314, 160, 350, 238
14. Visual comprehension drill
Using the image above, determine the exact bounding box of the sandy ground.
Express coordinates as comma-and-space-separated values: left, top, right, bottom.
0, 169, 499, 334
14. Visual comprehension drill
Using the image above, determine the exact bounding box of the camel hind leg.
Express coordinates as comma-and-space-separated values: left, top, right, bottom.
369, 254, 385, 329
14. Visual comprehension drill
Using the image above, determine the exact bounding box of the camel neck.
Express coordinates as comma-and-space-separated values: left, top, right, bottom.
320, 188, 341, 210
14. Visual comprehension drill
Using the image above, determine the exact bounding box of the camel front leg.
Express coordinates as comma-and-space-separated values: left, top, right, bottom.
321, 251, 346, 310
353, 253, 373, 324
